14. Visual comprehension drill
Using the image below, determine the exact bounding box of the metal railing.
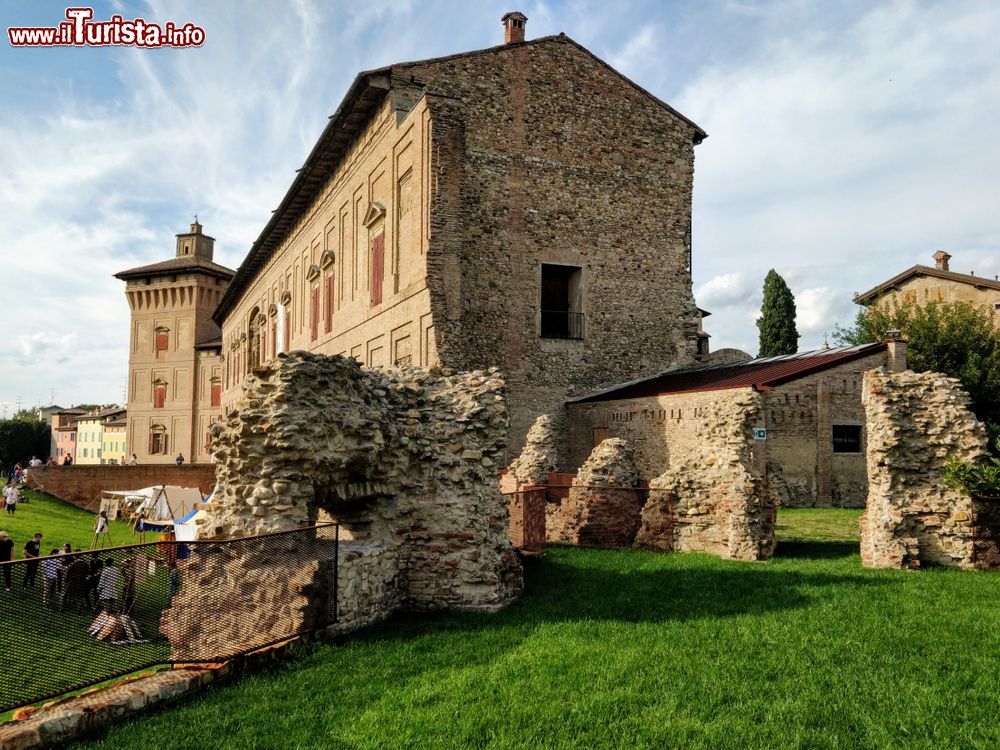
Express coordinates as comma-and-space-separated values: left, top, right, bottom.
0, 523, 339, 713
540, 310, 585, 340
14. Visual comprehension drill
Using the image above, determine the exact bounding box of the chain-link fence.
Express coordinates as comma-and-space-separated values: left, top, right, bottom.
0, 524, 339, 713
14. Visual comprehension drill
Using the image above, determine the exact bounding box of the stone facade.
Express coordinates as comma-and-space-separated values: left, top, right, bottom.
115, 222, 233, 464
199, 351, 521, 615
547, 438, 643, 547
214, 28, 706, 464
860, 369, 993, 570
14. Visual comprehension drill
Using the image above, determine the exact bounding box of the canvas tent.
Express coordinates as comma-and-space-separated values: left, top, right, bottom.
100, 485, 204, 531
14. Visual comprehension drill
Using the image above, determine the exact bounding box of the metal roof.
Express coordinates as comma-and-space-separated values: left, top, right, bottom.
568, 343, 887, 403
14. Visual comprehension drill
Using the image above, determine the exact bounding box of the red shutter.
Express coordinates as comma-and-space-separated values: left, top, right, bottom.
325, 273, 334, 333
155, 332, 168, 352
271, 322, 277, 356
163, 434, 168, 453
148, 433, 154, 454
311, 286, 320, 341
211, 384, 221, 407
371, 233, 384, 307
154, 385, 166, 409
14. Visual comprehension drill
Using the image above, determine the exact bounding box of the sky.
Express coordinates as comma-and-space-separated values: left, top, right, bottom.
1, 0, 998, 414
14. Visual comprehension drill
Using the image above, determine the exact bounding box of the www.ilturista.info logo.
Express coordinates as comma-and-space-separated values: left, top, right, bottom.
8, 7, 205, 48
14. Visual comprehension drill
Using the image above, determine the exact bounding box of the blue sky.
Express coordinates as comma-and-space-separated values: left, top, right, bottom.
1, 0, 998, 413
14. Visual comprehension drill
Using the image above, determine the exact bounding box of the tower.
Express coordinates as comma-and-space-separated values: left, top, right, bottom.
115, 221, 235, 464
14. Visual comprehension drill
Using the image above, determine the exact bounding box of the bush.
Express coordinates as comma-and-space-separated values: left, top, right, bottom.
941, 439, 1000, 498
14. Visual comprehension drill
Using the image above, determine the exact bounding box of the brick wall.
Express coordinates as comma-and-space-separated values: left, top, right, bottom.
25, 465, 217, 512
507, 488, 546, 552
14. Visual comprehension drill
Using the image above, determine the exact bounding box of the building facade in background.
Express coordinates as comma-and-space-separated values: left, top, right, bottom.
855, 251, 1000, 320
114, 222, 234, 464
73, 407, 126, 465
212, 15, 706, 459
50, 407, 85, 462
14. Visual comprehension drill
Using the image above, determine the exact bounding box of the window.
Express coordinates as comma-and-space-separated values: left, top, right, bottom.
311, 286, 320, 341
832, 425, 863, 453
325, 273, 334, 333
371, 233, 385, 307
283, 308, 291, 352
211, 383, 221, 407
540, 264, 584, 339
155, 329, 169, 357
248, 309, 262, 369
149, 430, 167, 455
153, 382, 166, 409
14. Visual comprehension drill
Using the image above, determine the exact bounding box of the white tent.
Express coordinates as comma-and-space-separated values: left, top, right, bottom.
102, 485, 203, 525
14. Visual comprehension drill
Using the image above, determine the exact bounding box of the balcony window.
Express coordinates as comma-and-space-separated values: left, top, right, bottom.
540, 263, 584, 339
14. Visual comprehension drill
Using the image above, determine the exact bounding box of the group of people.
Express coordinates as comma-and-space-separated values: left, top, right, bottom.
0, 530, 129, 612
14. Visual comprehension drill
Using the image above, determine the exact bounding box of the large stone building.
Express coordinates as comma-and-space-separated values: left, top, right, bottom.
211, 13, 706, 458
115, 222, 234, 464
855, 251, 1000, 321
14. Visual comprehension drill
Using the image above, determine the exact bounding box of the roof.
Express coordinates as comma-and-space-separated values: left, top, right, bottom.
114, 255, 235, 282
75, 407, 127, 423
56, 407, 87, 415
194, 335, 223, 350
855, 265, 1000, 304
104, 417, 127, 427
569, 343, 887, 403
213, 34, 706, 325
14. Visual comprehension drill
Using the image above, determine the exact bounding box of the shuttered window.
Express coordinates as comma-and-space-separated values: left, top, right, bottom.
325, 273, 334, 333
371, 233, 384, 307
210, 384, 221, 407
283, 310, 291, 352
311, 286, 320, 341
271, 322, 277, 358
155, 331, 168, 357
153, 384, 166, 409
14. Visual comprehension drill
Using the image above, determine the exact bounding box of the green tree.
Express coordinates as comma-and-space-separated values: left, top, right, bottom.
834, 299, 1000, 445
0, 419, 51, 471
757, 270, 800, 357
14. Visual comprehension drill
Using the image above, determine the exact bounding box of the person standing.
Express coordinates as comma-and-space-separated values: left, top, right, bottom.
22, 533, 41, 588
0, 531, 14, 592
62, 552, 91, 612
63, 454, 73, 466
42, 550, 61, 607
97, 559, 120, 612
3, 483, 18, 515
129, 454, 138, 467
29, 456, 42, 468
175, 453, 185, 466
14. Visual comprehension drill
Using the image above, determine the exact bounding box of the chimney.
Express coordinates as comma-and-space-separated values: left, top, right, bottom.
502, 11, 527, 44
932, 250, 951, 271
883, 329, 907, 373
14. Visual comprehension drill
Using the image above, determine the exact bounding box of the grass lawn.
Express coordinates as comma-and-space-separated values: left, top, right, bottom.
55, 506, 1000, 750
0, 483, 135, 553
0, 484, 170, 714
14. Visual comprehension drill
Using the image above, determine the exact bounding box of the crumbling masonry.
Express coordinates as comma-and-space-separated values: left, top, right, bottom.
860, 369, 998, 570
163, 352, 521, 656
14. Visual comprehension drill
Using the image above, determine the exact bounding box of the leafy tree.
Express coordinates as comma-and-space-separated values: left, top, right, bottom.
757, 270, 800, 357
834, 299, 1000, 445
0, 419, 51, 473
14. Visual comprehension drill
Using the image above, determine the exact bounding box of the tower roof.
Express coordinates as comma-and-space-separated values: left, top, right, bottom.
114, 255, 235, 281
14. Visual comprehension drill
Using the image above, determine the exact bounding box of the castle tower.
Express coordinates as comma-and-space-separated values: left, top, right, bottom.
115, 222, 236, 464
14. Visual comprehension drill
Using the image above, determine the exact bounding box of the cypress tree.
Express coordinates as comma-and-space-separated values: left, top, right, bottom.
757, 269, 800, 357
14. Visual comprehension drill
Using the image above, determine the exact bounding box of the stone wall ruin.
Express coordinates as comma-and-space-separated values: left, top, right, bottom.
163, 352, 521, 657
860, 369, 994, 570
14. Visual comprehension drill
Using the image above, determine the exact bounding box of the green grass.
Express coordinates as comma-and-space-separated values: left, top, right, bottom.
0, 483, 134, 553
0, 484, 170, 716
60, 507, 1000, 750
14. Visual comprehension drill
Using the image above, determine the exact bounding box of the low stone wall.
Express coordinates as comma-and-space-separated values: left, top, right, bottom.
25, 465, 216, 512
507, 489, 546, 552
860, 369, 991, 570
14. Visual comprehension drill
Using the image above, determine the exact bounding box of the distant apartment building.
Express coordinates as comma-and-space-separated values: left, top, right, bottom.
101, 415, 128, 465
73, 407, 126, 465
51, 406, 86, 462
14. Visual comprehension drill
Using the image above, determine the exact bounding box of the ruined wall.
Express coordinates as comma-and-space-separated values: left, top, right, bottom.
637, 390, 774, 561
192, 353, 520, 621
508, 414, 560, 487
860, 369, 990, 570
548, 438, 643, 548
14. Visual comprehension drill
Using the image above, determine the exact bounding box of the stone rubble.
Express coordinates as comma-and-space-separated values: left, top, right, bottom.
860, 369, 991, 570
507, 414, 560, 487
